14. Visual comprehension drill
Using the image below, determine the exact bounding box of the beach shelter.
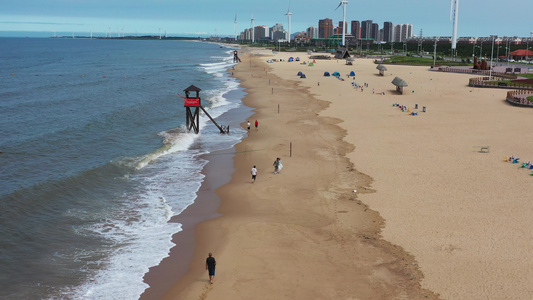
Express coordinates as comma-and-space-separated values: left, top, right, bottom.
295, 57, 300, 61
324, 71, 330, 76
297, 71, 303, 76
509, 49, 533, 61
288, 57, 294, 62
332, 72, 341, 77
334, 48, 350, 59
308, 62, 314, 66
349, 71, 356, 77
391, 76, 408, 94
376, 64, 388, 76
300, 74, 306, 78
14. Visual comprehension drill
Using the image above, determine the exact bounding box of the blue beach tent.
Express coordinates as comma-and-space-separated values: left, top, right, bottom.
349, 71, 356, 76
297, 71, 303, 76
324, 72, 330, 76
332, 72, 341, 77
288, 57, 294, 62
300, 74, 306, 78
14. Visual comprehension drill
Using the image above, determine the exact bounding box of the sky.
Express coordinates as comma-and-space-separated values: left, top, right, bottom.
1, 0, 532, 38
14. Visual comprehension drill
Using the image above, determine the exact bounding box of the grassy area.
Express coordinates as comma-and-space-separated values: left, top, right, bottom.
486, 80, 533, 87
527, 96, 533, 102
382, 55, 471, 66
520, 74, 533, 79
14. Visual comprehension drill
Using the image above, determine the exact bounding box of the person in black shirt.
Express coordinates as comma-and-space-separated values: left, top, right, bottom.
205, 252, 216, 284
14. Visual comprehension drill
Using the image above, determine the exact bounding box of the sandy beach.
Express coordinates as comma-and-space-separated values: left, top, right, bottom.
146, 49, 533, 300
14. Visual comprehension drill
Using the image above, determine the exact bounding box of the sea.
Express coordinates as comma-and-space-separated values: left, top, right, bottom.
0, 37, 250, 299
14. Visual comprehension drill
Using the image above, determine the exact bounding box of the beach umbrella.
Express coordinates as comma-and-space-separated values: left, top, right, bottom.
391, 76, 408, 94
391, 76, 408, 86
377, 64, 388, 76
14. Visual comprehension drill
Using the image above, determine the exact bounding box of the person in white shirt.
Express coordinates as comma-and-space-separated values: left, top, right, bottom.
251, 165, 258, 183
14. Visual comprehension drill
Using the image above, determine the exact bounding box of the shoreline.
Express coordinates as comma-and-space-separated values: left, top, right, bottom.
153, 49, 439, 299
140, 72, 253, 299
140, 147, 230, 300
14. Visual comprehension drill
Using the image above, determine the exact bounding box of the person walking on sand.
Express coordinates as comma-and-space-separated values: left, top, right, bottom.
206, 253, 216, 284
255, 119, 259, 131
273, 158, 283, 174
247, 121, 250, 131
251, 165, 258, 183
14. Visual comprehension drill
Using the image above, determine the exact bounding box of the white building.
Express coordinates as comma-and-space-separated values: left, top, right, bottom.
392, 24, 414, 42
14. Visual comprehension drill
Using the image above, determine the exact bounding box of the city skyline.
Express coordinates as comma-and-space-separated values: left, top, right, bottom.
1, 0, 532, 38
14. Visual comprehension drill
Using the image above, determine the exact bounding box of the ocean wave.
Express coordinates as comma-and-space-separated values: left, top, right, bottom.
1, 39, 247, 300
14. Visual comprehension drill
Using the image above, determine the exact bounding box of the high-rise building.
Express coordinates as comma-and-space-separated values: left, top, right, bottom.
307, 26, 318, 39
361, 20, 372, 39
254, 25, 269, 41
393, 24, 401, 42
371, 23, 380, 41
351, 21, 361, 39
383, 22, 393, 43
242, 28, 253, 42
318, 18, 334, 38
393, 24, 414, 42
270, 23, 286, 41
338, 21, 347, 36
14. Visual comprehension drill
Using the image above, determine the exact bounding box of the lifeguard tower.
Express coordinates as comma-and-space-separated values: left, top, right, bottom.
233, 50, 241, 63
182, 85, 229, 134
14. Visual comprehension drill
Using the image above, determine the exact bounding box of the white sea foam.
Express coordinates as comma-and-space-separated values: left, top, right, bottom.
63, 48, 246, 300
136, 129, 198, 170
69, 188, 183, 299
68, 151, 208, 300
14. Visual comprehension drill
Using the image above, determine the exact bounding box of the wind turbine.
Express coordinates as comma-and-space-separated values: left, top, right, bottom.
285, 1, 293, 44
335, 0, 348, 47
234, 14, 238, 40
450, 0, 459, 56
251, 13, 255, 43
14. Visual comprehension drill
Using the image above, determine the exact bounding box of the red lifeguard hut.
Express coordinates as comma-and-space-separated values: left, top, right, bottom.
182, 85, 229, 134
